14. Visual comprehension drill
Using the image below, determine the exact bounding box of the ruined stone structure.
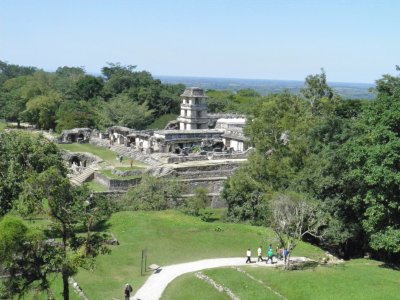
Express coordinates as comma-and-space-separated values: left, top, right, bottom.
177, 87, 209, 130
59, 128, 92, 143
60, 87, 251, 206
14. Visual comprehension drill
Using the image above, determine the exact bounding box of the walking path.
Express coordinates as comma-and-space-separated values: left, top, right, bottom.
131, 257, 286, 300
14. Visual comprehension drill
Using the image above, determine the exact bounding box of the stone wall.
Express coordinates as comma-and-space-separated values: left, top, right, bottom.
94, 173, 141, 191
166, 151, 249, 164
180, 177, 225, 194
61, 151, 102, 166
111, 169, 144, 177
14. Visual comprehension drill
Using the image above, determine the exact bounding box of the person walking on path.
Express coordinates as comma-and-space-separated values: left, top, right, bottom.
257, 246, 263, 262
284, 248, 289, 265
246, 248, 252, 263
266, 247, 274, 264
124, 283, 133, 300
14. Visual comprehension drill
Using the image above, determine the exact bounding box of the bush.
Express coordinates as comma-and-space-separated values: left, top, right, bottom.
122, 175, 184, 211
182, 187, 208, 216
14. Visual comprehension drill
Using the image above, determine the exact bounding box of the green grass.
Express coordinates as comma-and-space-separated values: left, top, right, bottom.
204, 268, 282, 300
115, 166, 143, 171
58, 143, 147, 168
163, 259, 400, 300
84, 180, 108, 192
74, 210, 324, 299
162, 272, 230, 300
18, 274, 81, 300
0, 121, 7, 132
244, 259, 400, 300
147, 114, 178, 129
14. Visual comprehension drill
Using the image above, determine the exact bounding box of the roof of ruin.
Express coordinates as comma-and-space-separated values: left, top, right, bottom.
60, 128, 92, 134
221, 133, 248, 142
180, 87, 208, 98
154, 129, 224, 135
216, 118, 246, 124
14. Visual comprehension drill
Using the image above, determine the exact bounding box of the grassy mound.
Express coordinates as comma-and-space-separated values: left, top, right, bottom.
73, 210, 324, 299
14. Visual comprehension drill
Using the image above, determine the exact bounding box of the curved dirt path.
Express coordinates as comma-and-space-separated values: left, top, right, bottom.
131, 257, 284, 300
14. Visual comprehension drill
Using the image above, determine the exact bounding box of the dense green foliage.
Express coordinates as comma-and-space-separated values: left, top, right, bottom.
0, 133, 112, 299
0, 132, 65, 215
122, 175, 184, 210
207, 89, 262, 114
0, 61, 184, 131
223, 68, 400, 262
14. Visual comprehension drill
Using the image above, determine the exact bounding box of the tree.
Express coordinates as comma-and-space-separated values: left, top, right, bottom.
337, 70, 400, 259
0, 132, 65, 216
0, 216, 63, 299
101, 93, 154, 129
183, 187, 209, 216
0, 60, 37, 85
222, 166, 269, 225
55, 100, 98, 132
22, 91, 62, 130
123, 175, 183, 210
74, 75, 104, 100
13, 168, 111, 300
301, 68, 335, 111
270, 192, 326, 268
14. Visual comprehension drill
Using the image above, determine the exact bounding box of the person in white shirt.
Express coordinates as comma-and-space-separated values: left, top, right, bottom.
246, 248, 252, 263
257, 246, 263, 262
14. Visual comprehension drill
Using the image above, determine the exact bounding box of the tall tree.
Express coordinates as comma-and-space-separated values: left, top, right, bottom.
0, 132, 65, 215
101, 93, 154, 129
301, 68, 335, 111
0, 60, 37, 85
12, 168, 111, 300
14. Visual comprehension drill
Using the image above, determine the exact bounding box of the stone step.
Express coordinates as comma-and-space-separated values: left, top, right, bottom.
70, 168, 95, 185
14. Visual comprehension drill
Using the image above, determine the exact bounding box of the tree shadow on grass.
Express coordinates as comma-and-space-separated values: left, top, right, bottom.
92, 219, 111, 232
378, 263, 400, 271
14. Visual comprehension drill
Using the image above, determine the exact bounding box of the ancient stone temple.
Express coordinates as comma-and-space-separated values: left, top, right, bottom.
178, 87, 209, 130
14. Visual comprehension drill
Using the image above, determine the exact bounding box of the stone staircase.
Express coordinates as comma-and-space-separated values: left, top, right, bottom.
70, 166, 96, 186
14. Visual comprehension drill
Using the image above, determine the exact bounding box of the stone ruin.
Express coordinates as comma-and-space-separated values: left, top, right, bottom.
59, 88, 250, 207
59, 128, 92, 143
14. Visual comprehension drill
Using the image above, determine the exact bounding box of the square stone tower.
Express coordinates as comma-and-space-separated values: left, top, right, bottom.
178, 87, 209, 130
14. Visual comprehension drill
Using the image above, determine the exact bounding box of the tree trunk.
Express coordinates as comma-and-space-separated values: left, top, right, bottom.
62, 224, 69, 300
62, 271, 69, 300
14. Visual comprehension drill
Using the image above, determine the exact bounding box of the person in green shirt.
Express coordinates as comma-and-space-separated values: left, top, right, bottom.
266, 246, 274, 264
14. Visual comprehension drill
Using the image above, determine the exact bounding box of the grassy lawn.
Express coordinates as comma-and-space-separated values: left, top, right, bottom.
0, 120, 7, 132
18, 275, 81, 300
163, 259, 400, 300
74, 210, 325, 299
58, 143, 147, 168
162, 273, 230, 300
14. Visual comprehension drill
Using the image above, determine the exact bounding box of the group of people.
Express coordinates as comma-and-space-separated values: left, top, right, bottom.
246, 244, 289, 264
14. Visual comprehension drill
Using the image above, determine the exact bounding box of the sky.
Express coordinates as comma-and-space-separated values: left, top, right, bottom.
1, 0, 399, 83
